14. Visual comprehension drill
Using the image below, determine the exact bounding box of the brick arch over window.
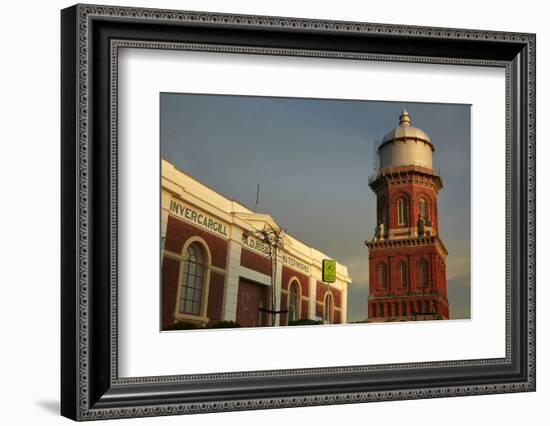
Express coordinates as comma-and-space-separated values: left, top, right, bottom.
419, 197, 428, 219
416, 191, 434, 220
390, 191, 411, 204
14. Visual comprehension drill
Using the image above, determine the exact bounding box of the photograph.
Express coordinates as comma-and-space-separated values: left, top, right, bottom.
159, 93, 471, 331
58, 3, 535, 420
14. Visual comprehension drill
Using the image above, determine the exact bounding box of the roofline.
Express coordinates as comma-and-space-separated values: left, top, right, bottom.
161, 158, 254, 212
161, 159, 352, 277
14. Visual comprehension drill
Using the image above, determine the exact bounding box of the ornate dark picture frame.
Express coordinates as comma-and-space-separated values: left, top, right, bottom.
61, 3, 536, 421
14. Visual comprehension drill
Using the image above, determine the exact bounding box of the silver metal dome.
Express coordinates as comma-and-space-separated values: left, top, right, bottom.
380, 110, 432, 149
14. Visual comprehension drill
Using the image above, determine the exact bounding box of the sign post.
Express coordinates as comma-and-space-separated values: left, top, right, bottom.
322, 259, 336, 324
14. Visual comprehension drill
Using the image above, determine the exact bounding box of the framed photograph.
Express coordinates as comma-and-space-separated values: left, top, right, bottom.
61, 3, 536, 421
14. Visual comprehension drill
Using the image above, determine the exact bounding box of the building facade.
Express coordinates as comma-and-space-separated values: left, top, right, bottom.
366, 111, 450, 321
161, 160, 352, 329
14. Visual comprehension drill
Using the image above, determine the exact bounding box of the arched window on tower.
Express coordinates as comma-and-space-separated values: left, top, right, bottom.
397, 197, 408, 225
179, 242, 207, 316
419, 198, 427, 219
397, 261, 408, 288
288, 280, 300, 324
419, 259, 429, 288
378, 263, 388, 288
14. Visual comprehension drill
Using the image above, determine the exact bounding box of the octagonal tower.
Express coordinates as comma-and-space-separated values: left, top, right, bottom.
366, 110, 449, 321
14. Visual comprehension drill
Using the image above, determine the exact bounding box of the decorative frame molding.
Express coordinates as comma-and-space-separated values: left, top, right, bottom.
61, 3, 535, 421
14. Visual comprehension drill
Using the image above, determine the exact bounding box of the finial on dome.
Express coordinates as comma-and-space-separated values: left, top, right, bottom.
399, 109, 411, 126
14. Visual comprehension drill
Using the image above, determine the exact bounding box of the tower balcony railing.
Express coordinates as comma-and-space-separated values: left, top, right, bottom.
368, 161, 443, 185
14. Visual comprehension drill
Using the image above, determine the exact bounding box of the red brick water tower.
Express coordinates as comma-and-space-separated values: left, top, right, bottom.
366, 110, 449, 321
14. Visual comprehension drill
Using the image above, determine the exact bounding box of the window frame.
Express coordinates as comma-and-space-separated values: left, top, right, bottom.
287, 278, 301, 324
397, 197, 408, 226
173, 237, 212, 323
397, 261, 407, 288
179, 242, 206, 316
419, 198, 427, 219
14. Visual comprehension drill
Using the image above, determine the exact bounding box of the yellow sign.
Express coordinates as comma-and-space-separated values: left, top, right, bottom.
322, 259, 336, 283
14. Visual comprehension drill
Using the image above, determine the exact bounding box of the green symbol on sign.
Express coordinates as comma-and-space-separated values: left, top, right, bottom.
322, 259, 336, 283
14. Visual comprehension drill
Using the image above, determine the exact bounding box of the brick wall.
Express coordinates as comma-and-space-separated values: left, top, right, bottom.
316, 281, 342, 324
316, 282, 341, 308
161, 257, 181, 329
162, 216, 228, 328
207, 271, 225, 324
240, 248, 271, 275
281, 266, 309, 297
164, 215, 227, 268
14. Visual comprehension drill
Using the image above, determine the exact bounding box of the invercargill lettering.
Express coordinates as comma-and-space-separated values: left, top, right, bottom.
169, 199, 228, 237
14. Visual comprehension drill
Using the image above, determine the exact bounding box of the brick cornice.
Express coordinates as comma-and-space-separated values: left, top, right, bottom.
366, 235, 448, 256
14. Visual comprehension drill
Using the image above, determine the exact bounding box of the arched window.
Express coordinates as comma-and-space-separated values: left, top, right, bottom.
378, 263, 388, 288
379, 303, 384, 318
419, 198, 427, 219
401, 302, 407, 316
324, 293, 333, 324
179, 242, 207, 315
425, 301, 431, 314
397, 261, 408, 288
419, 259, 429, 288
288, 281, 300, 323
397, 197, 408, 225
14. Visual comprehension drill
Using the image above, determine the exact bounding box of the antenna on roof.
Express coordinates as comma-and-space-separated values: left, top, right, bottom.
372, 138, 379, 174
255, 183, 260, 212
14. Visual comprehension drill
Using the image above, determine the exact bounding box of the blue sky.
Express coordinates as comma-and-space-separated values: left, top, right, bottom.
161, 93, 471, 321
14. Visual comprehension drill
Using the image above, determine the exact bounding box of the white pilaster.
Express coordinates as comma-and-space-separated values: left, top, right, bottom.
309, 275, 317, 319
222, 237, 241, 322
340, 281, 348, 324
161, 209, 169, 248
